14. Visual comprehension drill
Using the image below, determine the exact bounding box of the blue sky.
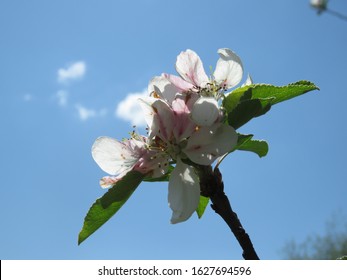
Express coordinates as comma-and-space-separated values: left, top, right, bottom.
1, 0, 347, 260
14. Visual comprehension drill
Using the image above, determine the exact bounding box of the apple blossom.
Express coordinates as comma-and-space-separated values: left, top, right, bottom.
140, 50, 243, 223
91, 48, 243, 224
148, 48, 244, 127
139, 91, 237, 223
164, 48, 243, 98
92, 134, 170, 188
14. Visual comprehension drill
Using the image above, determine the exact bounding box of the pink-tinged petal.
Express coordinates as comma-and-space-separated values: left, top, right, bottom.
171, 93, 198, 141
126, 137, 146, 151
139, 97, 175, 142
138, 97, 159, 137
168, 159, 200, 224
134, 152, 170, 178
148, 75, 178, 104
151, 99, 175, 142
163, 73, 194, 93
185, 123, 238, 165
175, 49, 209, 88
191, 97, 220, 126
214, 48, 243, 89
92, 136, 136, 175
100, 176, 122, 189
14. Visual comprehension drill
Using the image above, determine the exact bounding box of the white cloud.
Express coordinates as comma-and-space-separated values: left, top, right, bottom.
75, 104, 108, 121
115, 89, 148, 127
57, 61, 86, 83
56, 90, 68, 107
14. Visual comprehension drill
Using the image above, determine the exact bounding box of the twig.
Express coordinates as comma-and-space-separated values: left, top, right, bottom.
198, 165, 259, 260
326, 9, 347, 22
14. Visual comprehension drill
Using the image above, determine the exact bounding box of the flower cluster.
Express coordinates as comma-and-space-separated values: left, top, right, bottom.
92, 48, 245, 223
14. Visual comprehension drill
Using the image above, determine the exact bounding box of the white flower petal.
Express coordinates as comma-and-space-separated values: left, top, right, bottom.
168, 159, 200, 224
138, 97, 158, 137
139, 97, 174, 141
163, 73, 195, 93
175, 49, 209, 88
214, 48, 243, 89
191, 97, 220, 126
148, 75, 178, 104
151, 99, 175, 142
150, 157, 170, 178
91, 136, 136, 175
185, 123, 238, 165
242, 74, 253, 87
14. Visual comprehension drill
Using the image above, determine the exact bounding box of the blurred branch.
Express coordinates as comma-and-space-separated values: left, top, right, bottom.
326, 9, 347, 22
282, 212, 347, 260
310, 0, 347, 22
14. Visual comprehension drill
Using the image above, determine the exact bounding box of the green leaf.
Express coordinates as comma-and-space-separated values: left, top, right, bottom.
78, 171, 145, 245
196, 195, 209, 218
223, 87, 252, 113
231, 134, 269, 157
248, 81, 319, 105
227, 98, 272, 129
234, 133, 254, 146
238, 139, 268, 157
223, 80, 318, 129
337, 256, 347, 260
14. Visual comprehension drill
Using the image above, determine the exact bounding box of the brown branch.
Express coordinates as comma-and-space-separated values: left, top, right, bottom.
198, 165, 259, 260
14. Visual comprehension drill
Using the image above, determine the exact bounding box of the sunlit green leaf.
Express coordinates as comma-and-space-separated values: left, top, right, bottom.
234, 134, 253, 146
223, 80, 318, 113
223, 80, 318, 129
237, 136, 268, 157
249, 80, 319, 105
78, 171, 145, 245
196, 195, 209, 218
223, 87, 251, 113
231, 134, 268, 157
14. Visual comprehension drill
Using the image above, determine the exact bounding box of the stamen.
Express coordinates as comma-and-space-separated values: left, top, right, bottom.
152, 91, 160, 98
